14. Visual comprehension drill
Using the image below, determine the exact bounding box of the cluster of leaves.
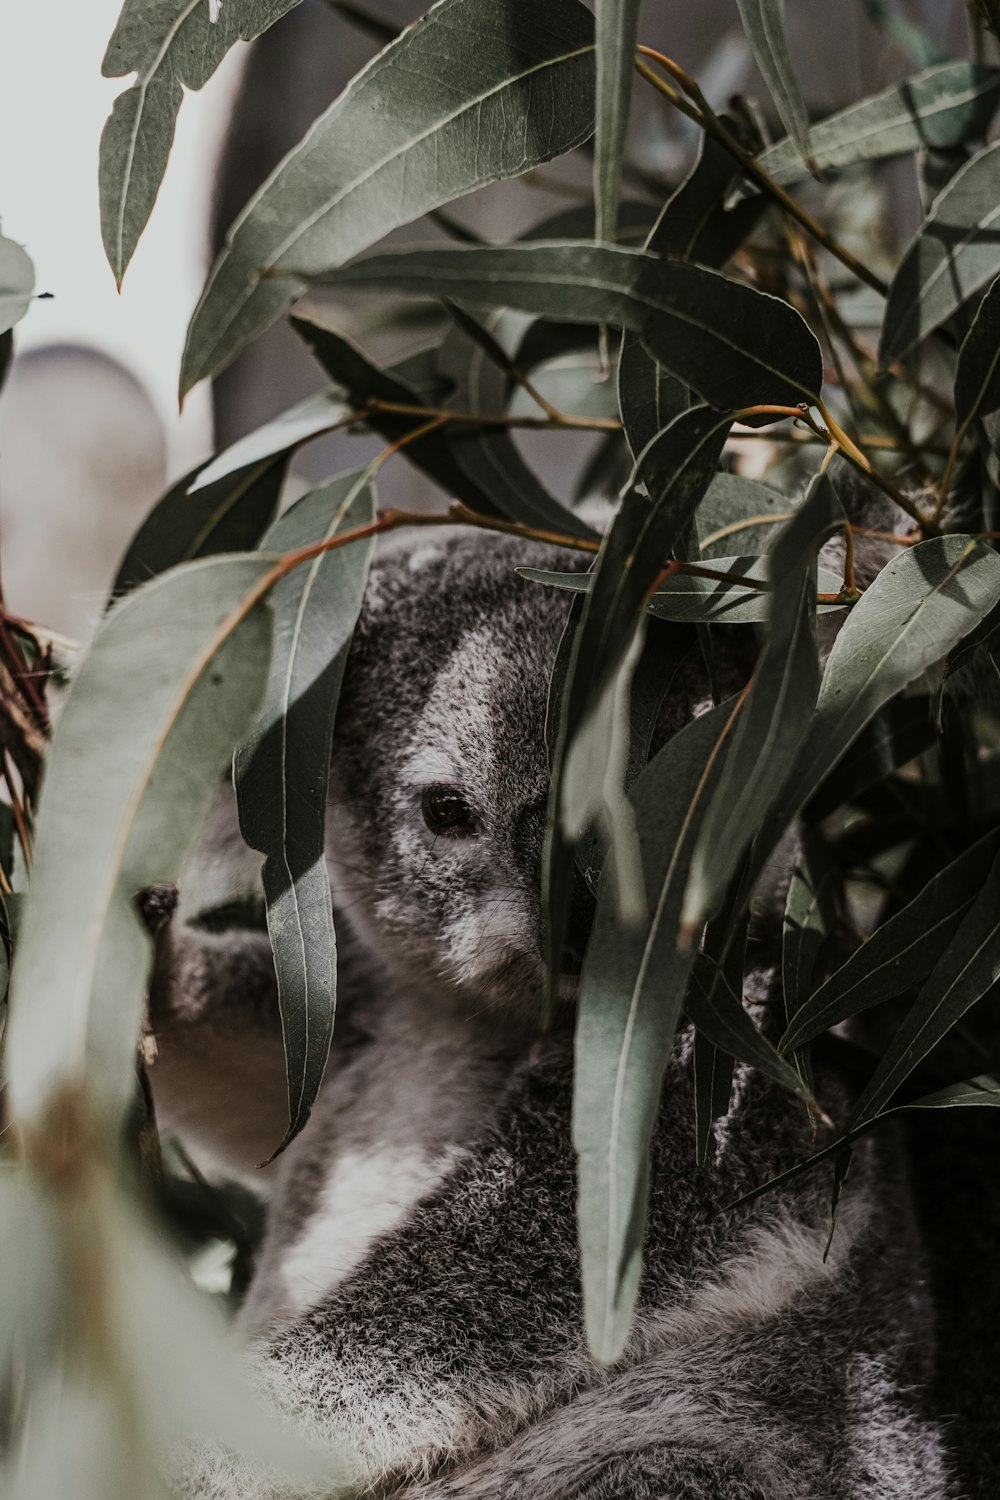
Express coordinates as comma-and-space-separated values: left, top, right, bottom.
4, 0, 1000, 1491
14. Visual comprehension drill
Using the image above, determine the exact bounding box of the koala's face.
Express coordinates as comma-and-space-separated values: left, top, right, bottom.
327, 529, 576, 1017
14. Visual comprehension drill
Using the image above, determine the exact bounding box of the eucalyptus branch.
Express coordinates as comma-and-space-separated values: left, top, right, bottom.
364, 395, 622, 433
634, 49, 890, 298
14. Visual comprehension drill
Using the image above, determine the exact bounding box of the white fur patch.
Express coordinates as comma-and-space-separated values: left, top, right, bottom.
281, 1144, 458, 1316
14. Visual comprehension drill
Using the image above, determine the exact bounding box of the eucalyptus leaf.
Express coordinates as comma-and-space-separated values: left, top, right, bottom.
574, 701, 734, 1365
774, 536, 1000, 824
593, 0, 641, 243
181, 0, 597, 394
685, 954, 813, 1103
314, 242, 825, 411
697, 472, 795, 558
804, 696, 936, 820
781, 832, 840, 1022
780, 828, 1000, 1053
682, 470, 844, 927
0, 235, 35, 335
235, 472, 376, 1154
735, 0, 811, 165
291, 314, 515, 515
880, 140, 1000, 364
848, 850, 1000, 1125
437, 311, 596, 537
522, 556, 845, 624
859, 0, 950, 66
5, 556, 274, 1127
190, 391, 349, 492
100, 0, 305, 285
753, 64, 1000, 189
954, 274, 1000, 429
111, 458, 286, 602
545, 407, 731, 1008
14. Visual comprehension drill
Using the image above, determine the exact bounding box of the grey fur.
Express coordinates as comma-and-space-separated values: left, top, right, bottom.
151, 527, 955, 1499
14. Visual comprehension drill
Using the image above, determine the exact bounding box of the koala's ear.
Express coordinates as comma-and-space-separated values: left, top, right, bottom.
136, 883, 179, 936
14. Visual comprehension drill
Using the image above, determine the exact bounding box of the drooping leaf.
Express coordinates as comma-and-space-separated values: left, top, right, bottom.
593, 0, 641, 244
110, 458, 286, 602
312, 242, 825, 412
100, 0, 306, 285
692, 880, 750, 1165
0, 236, 35, 335
235, 471, 376, 1154
190, 391, 349, 492
545, 406, 732, 1010
682, 470, 844, 927
753, 64, 1000, 188
848, 849, 1000, 1125
735, 0, 811, 165
180, 0, 597, 394
954, 274, 1000, 429
5, 556, 274, 1128
573, 700, 735, 1365
880, 140, 1000, 364
780, 828, 1000, 1053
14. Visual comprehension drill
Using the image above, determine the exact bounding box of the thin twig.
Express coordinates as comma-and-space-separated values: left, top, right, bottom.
634, 49, 890, 297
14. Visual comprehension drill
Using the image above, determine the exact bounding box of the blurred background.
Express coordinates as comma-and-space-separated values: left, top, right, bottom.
0, 0, 968, 641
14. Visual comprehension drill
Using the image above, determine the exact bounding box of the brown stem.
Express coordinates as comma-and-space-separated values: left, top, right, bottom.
366, 396, 621, 433
634, 50, 890, 298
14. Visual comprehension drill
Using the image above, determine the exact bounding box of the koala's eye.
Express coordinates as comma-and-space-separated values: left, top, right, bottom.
422, 784, 476, 837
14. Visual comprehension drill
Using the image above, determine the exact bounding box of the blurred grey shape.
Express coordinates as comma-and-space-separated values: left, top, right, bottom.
0, 343, 167, 640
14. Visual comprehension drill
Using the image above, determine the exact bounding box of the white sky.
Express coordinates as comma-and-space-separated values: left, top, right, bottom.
0, 1, 246, 475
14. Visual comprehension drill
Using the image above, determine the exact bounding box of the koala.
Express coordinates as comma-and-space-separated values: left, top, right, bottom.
150, 527, 956, 1500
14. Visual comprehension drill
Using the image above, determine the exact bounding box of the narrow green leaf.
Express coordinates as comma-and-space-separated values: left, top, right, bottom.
313, 242, 825, 411
522, 556, 846, 624
617, 124, 764, 460
436, 310, 597, 538
545, 407, 732, 1009
235, 472, 376, 1154
682, 469, 844, 927
5, 557, 273, 1127
693, 1032, 735, 1167
780, 828, 1000, 1053
782, 832, 840, 1021
848, 850, 1000, 1125
0, 236, 35, 335
777, 536, 1000, 820
593, 0, 641, 243
574, 700, 734, 1365
731, 1075, 1000, 1211
736, 0, 811, 164
100, 0, 305, 285
180, 0, 597, 394
955, 275, 1000, 428
110, 458, 286, 602
753, 63, 1000, 188
190, 391, 349, 492
291, 315, 521, 516
880, 140, 1000, 364
685, 954, 814, 1103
